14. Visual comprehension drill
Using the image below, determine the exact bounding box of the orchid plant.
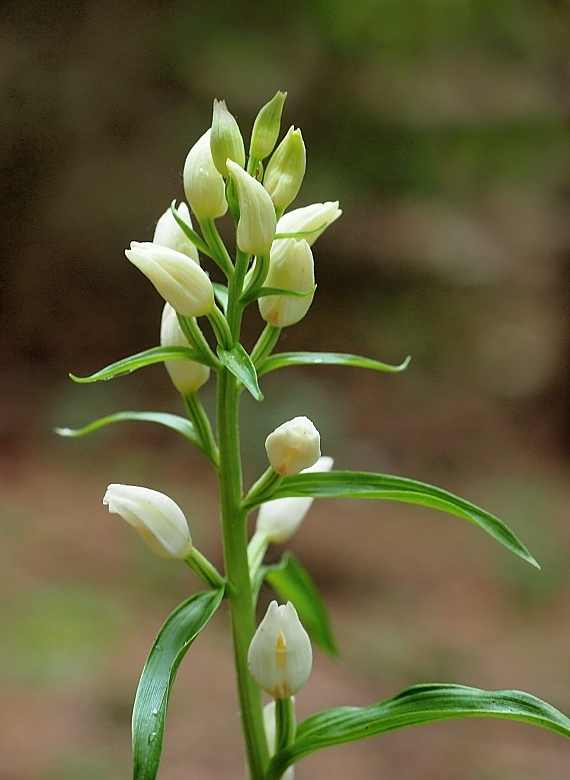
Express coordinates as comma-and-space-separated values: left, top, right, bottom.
57, 92, 570, 780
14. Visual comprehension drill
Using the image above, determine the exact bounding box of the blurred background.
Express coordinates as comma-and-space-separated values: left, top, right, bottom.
2, 0, 570, 777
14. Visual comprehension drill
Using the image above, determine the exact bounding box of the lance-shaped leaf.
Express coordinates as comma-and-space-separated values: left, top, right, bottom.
243, 471, 537, 567
132, 589, 224, 780
267, 684, 570, 779
242, 285, 317, 306
263, 552, 338, 659
218, 344, 263, 401
257, 352, 411, 377
70, 346, 216, 384
55, 411, 200, 448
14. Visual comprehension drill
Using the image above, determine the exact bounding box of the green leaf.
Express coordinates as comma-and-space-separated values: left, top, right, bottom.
258, 351, 411, 376
264, 552, 338, 659
54, 411, 200, 448
170, 201, 213, 259
212, 283, 229, 312
132, 589, 224, 780
243, 284, 317, 304
70, 346, 213, 384
268, 684, 570, 779
244, 471, 538, 568
218, 344, 263, 401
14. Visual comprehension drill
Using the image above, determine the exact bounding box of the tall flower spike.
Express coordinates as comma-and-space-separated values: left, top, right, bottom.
103, 484, 192, 560
125, 241, 215, 317
226, 160, 276, 256
258, 238, 315, 328
248, 601, 312, 698
153, 202, 199, 263
263, 126, 306, 210
250, 90, 287, 161
160, 303, 210, 394
276, 201, 342, 246
183, 130, 228, 221
256, 456, 334, 543
265, 416, 321, 476
210, 99, 245, 177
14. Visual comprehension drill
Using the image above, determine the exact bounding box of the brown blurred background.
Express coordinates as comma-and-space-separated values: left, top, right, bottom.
3, 0, 570, 778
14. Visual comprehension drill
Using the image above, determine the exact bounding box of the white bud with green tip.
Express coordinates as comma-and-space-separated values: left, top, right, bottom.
256, 456, 334, 543
153, 202, 199, 263
248, 601, 312, 698
276, 201, 342, 246
160, 303, 210, 394
258, 238, 315, 328
250, 90, 287, 161
263, 126, 306, 210
103, 484, 192, 560
226, 159, 276, 256
265, 416, 321, 476
183, 130, 228, 221
125, 241, 215, 317
210, 99, 245, 177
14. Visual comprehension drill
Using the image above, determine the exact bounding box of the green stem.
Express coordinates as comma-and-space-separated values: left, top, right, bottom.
207, 305, 233, 350
185, 547, 227, 591
183, 393, 219, 466
251, 324, 281, 368
275, 697, 296, 754
177, 314, 220, 369
217, 368, 269, 780
244, 467, 283, 509
201, 218, 234, 277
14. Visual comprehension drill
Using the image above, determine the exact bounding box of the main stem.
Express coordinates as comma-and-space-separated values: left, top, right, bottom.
217, 367, 269, 780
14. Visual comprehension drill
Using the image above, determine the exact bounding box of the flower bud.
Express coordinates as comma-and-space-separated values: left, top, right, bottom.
160, 303, 210, 393
263, 127, 306, 210
210, 99, 246, 177
248, 601, 312, 698
153, 202, 199, 262
226, 159, 276, 256
103, 484, 192, 560
183, 130, 228, 221
276, 201, 342, 246
125, 241, 215, 317
258, 238, 314, 328
250, 91, 287, 161
256, 456, 333, 543
265, 416, 320, 476
263, 700, 296, 780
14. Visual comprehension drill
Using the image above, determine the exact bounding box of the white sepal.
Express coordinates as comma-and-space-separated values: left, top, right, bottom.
160, 303, 210, 393
265, 416, 321, 476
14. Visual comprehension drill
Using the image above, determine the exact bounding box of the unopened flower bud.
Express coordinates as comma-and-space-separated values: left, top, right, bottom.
226, 160, 276, 256
153, 202, 199, 262
265, 416, 320, 476
276, 201, 342, 246
263, 700, 296, 780
263, 127, 306, 210
160, 303, 210, 393
210, 99, 245, 177
248, 601, 312, 698
256, 456, 333, 543
125, 241, 215, 317
183, 130, 228, 221
250, 91, 287, 161
258, 238, 314, 328
103, 484, 192, 560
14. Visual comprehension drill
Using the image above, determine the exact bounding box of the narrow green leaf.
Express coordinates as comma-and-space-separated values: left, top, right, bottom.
212, 283, 229, 312
244, 471, 538, 568
170, 201, 213, 259
258, 352, 411, 377
218, 344, 263, 401
70, 346, 213, 384
54, 411, 200, 448
132, 589, 224, 780
243, 284, 317, 305
264, 552, 338, 658
268, 684, 570, 779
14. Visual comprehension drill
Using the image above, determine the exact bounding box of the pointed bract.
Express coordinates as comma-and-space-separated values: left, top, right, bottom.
103, 484, 192, 560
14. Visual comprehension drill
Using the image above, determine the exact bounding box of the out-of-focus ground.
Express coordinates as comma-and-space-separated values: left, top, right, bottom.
3, 1, 570, 778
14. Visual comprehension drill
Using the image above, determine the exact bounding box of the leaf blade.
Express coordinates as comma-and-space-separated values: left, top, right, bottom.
70, 346, 213, 384
245, 471, 537, 567
54, 411, 200, 448
264, 552, 339, 658
132, 589, 224, 780
268, 684, 570, 779
218, 344, 263, 401
258, 351, 411, 376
